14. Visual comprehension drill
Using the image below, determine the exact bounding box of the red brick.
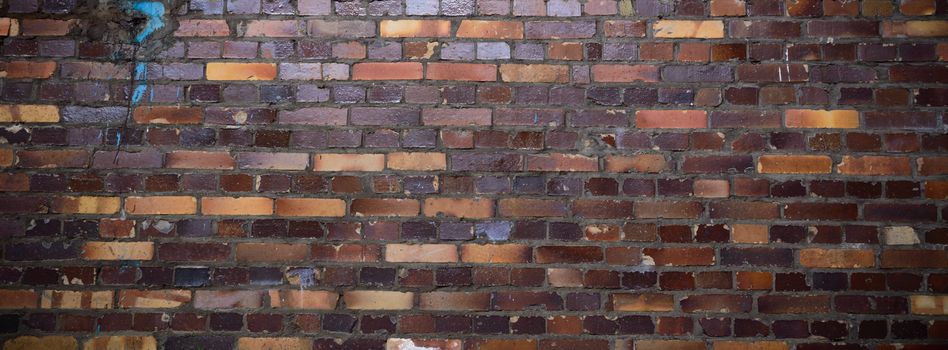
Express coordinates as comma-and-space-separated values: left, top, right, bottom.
426, 63, 497, 82
352, 62, 423, 80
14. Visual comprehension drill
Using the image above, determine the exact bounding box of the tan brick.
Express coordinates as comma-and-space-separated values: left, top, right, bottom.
275, 198, 346, 217
51, 196, 120, 214
911, 295, 948, 315
166, 151, 236, 170
653, 20, 725, 38
419, 292, 490, 311
125, 196, 197, 215
424, 198, 493, 218
352, 62, 423, 80
236, 243, 309, 262
460, 244, 532, 263
499, 64, 570, 83
268, 290, 339, 309
314, 153, 385, 171
799, 249, 875, 268
731, 224, 768, 243
118, 290, 191, 308
351, 198, 420, 217
202, 197, 273, 216
785, 109, 859, 128
3, 336, 77, 350
611, 293, 675, 311
0, 104, 59, 123
0, 290, 38, 309
206, 62, 277, 80
81, 242, 154, 261
194, 290, 265, 309
757, 155, 833, 174
82, 336, 157, 350
837, 156, 912, 175
344, 290, 414, 310
386, 244, 457, 263
40, 290, 112, 309
237, 338, 313, 350
380, 20, 452, 37
457, 20, 524, 39
604, 154, 668, 173
388, 152, 447, 171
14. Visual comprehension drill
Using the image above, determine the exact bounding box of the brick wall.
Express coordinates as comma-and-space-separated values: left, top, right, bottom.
0, 0, 947, 349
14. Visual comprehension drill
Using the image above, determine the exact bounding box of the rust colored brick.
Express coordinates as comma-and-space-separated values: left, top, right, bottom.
352, 62, 423, 80
206, 63, 277, 80
426, 63, 497, 82
457, 20, 524, 39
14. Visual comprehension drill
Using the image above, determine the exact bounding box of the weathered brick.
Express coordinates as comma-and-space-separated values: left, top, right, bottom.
386, 244, 457, 262
275, 198, 346, 217
380, 20, 452, 37
460, 244, 532, 263
269, 290, 338, 309
425, 198, 494, 218
427, 63, 497, 82
81, 242, 153, 260
591, 65, 659, 82
344, 290, 414, 309
206, 63, 277, 80
236, 243, 309, 262
314, 153, 385, 171
837, 156, 912, 175
118, 290, 191, 308
0, 104, 60, 123
457, 20, 524, 38
785, 109, 859, 128
653, 20, 725, 38
82, 336, 156, 350
202, 197, 273, 216
500, 64, 570, 83
757, 155, 833, 174
352, 62, 423, 80
799, 249, 875, 268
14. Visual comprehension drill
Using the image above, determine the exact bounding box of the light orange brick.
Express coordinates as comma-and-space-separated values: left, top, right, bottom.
460, 244, 532, 263
799, 249, 876, 268
380, 20, 452, 37
118, 290, 191, 308
206, 62, 277, 80
275, 198, 346, 217
611, 293, 675, 311
424, 198, 493, 218
388, 152, 447, 171
457, 20, 524, 39
314, 153, 385, 171
268, 290, 339, 310
40, 290, 113, 309
837, 156, 912, 175
0, 290, 38, 309
125, 196, 197, 215
166, 151, 235, 170
81, 242, 154, 261
2, 336, 77, 350
352, 62, 423, 80
343, 290, 414, 310
83, 336, 157, 350
653, 20, 725, 38
636, 110, 708, 128
201, 197, 273, 216
604, 154, 668, 173
51, 196, 120, 214
237, 338, 313, 350
426, 63, 497, 82
785, 109, 859, 128
386, 244, 458, 263
0, 104, 59, 123
499, 64, 569, 83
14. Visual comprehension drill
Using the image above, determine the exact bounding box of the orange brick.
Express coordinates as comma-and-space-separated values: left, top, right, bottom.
424, 198, 493, 218
343, 290, 414, 310
837, 156, 912, 175
678, 42, 711, 62
206, 62, 277, 80
1, 61, 55, 79
591, 64, 660, 82
0, 18, 14, 37
604, 154, 668, 173
0, 173, 28, 192
351, 198, 419, 217
174, 19, 230, 36
635, 340, 705, 350
352, 62, 423, 80
548, 42, 584, 60
0, 290, 38, 309
757, 155, 833, 174
710, 0, 747, 16
460, 244, 532, 263
268, 290, 339, 309
785, 109, 859, 128
237, 338, 313, 350
548, 268, 584, 287
40, 290, 113, 309
0, 148, 12, 167
132, 106, 202, 124
919, 156, 948, 175
388, 152, 447, 171
51, 196, 120, 214
636, 110, 708, 128
457, 20, 524, 39
883, 20, 948, 37
202, 197, 273, 216
314, 153, 385, 171
125, 196, 197, 215
380, 20, 452, 37
118, 290, 191, 308
736, 272, 772, 290
82, 336, 156, 350
653, 20, 725, 38
2, 336, 77, 350
385, 244, 457, 263
166, 151, 235, 170
0, 104, 60, 123
236, 243, 309, 262
499, 64, 569, 83
275, 198, 346, 217
498, 198, 567, 217
901, 0, 937, 15
99, 219, 135, 238
926, 180, 948, 199
526, 153, 598, 171
610, 293, 675, 311
81, 242, 154, 261
799, 249, 875, 268
419, 292, 490, 311
731, 224, 769, 243
426, 63, 497, 82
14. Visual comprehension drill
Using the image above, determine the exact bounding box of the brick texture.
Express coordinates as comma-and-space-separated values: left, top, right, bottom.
0, 0, 946, 348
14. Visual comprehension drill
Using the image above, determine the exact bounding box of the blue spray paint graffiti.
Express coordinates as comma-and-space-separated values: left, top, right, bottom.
116, 1, 165, 149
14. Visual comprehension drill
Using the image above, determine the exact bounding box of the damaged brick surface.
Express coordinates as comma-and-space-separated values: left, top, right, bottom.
0, 0, 947, 349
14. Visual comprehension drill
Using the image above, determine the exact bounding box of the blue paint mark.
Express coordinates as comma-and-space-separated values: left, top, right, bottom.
476, 221, 514, 241
130, 1, 166, 43
131, 62, 148, 104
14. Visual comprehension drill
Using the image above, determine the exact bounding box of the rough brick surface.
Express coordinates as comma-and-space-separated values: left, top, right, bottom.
0, 0, 946, 348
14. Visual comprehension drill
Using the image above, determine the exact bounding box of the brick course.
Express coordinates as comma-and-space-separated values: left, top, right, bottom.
0, 0, 946, 348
